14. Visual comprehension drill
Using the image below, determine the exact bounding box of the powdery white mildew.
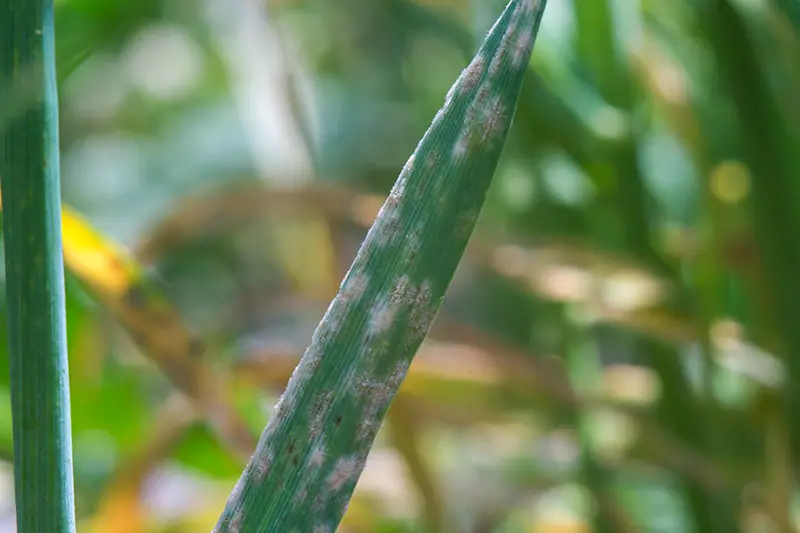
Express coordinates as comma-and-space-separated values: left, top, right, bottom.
325, 455, 364, 492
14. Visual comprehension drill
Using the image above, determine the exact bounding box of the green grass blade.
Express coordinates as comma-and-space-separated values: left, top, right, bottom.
0, 1, 77, 532
213, 0, 548, 531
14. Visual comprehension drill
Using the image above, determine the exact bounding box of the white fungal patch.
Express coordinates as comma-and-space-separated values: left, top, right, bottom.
464, 83, 492, 130
389, 275, 415, 305
314, 525, 332, 533
326, 455, 361, 492
459, 54, 486, 93
489, 53, 504, 77
252, 450, 273, 482
405, 280, 437, 347
402, 153, 416, 174
302, 343, 325, 378
354, 377, 389, 440
357, 417, 381, 442
228, 475, 246, 507
403, 227, 422, 265
390, 155, 414, 207
452, 134, 470, 161
413, 279, 433, 310
388, 359, 411, 388
425, 149, 441, 169
512, 27, 534, 67
368, 297, 398, 335
491, 7, 525, 76
341, 272, 369, 303
227, 509, 243, 532
375, 201, 402, 244
523, 0, 541, 14
354, 360, 409, 441
444, 82, 457, 106
508, 3, 523, 34
473, 93, 507, 144
309, 391, 333, 440
354, 365, 409, 440
273, 392, 289, 419
354, 376, 384, 404
473, 83, 492, 110
308, 444, 327, 469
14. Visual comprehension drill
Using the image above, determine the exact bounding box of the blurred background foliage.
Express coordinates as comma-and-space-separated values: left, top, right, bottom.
3, 0, 800, 531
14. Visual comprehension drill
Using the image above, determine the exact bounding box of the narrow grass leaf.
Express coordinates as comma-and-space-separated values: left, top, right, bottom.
213, 0, 548, 531
0, 1, 77, 531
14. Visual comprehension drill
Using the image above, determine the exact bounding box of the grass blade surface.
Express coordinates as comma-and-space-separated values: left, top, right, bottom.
0, 1, 77, 531
214, 0, 548, 531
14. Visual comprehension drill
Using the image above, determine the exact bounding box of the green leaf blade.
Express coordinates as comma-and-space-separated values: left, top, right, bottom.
0, 1, 77, 532
214, 1, 548, 531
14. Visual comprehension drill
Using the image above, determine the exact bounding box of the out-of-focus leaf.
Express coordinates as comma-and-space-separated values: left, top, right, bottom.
386, 396, 446, 533
82, 394, 196, 533
0, 195, 256, 460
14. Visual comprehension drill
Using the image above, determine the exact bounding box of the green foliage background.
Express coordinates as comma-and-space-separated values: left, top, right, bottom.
2, 0, 799, 531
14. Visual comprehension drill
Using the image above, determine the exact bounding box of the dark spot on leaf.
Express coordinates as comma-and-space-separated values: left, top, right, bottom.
334, 415, 343, 428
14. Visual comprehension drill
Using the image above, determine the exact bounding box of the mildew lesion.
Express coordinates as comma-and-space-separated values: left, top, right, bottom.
459, 54, 487, 94
340, 272, 370, 303
368, 295, 398, 335
251, 449, 273, 483
308, 391, 333, 440
308, 443, 327, 469
403, 227, 423, 265
389, 274, 414, 305
512, 26, 534, 67
325, 454, 365, 492
226, 510, 243, 533
390, 154, 414, 206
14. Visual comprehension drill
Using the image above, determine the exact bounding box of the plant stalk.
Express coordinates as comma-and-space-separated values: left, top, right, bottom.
0, 1, 77, 532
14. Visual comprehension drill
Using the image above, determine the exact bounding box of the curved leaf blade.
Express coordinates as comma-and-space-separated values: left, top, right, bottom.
213, 0, 548, 531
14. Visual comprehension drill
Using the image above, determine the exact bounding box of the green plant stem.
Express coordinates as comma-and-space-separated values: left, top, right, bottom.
0, 1, 77, 532
213, 1, 547, 531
